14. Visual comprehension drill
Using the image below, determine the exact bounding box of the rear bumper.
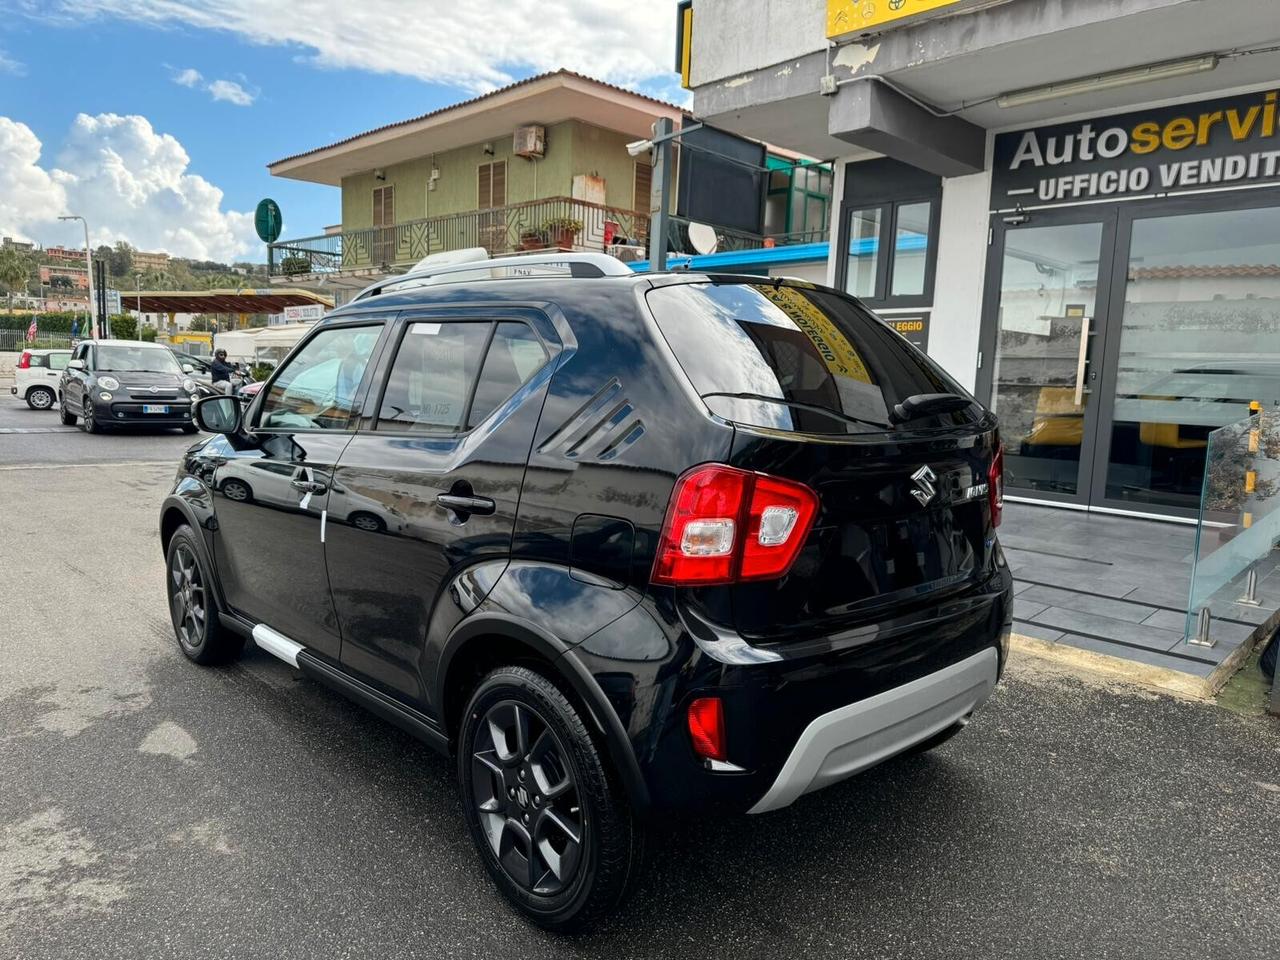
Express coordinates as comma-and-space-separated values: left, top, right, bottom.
747, 646, 998, 813
566, 563, 1013, 815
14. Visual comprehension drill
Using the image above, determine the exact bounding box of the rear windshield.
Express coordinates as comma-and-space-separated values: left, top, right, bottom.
646, 280, 980, 435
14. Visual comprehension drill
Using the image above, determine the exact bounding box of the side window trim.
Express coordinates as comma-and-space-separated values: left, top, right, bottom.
250, 318, 389, 434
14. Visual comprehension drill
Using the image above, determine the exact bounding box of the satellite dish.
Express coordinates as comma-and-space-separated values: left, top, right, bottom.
687, 222, 719, 255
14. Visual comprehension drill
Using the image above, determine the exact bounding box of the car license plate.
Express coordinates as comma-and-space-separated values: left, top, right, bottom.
143, 404, 170, 414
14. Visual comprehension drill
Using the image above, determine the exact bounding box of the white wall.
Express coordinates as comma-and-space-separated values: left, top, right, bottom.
689, 0, 826, 87
928, 169, 992, 392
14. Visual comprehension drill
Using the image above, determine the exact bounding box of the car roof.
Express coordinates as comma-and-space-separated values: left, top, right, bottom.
24, 347, 69, 353
92, 339, 170, 348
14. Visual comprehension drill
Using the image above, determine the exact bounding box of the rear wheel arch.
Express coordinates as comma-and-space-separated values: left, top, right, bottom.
439, 616, 651, 813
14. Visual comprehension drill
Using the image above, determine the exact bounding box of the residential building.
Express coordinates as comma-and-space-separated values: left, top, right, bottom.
44, 245, 88, 265
39, 264, 89, 290
132, 250, 170, 272
2, 237, 36, 254
685, 0, 1280, 524
266, 69, 832, 294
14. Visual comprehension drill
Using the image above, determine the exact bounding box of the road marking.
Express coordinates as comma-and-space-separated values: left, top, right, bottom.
0, 426, 77, 433
0, 459, 177, 471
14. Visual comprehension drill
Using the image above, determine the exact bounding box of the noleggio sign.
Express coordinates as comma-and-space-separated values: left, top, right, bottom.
991, 89, 1280, 209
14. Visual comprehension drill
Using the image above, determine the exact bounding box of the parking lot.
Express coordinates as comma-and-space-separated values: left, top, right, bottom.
2, 393, 1279, 960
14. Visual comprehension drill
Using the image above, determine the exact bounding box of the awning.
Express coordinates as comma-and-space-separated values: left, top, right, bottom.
122, 288, 333, 314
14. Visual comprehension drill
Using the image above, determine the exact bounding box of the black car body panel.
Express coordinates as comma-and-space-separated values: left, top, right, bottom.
160, 266, 1012, 819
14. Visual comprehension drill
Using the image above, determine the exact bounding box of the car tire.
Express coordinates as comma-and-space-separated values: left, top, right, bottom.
26, 386, 55, 411
458, 666, 644, 933
902, 720, 967, 756
59, 398, 76, 426
81, 397, 100, 434
181, 424, 199, 434
165, 524, 243, 666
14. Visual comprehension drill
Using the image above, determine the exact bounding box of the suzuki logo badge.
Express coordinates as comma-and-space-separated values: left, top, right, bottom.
910, 465, 938, 507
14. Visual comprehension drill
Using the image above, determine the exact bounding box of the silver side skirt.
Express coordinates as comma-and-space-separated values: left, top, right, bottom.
748, 647, 999, 814
252, 624, 304, 668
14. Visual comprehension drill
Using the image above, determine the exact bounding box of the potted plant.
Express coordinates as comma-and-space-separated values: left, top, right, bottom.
519, 228, 545, 251
280, 255, 311, 277
541, 217, 582, 249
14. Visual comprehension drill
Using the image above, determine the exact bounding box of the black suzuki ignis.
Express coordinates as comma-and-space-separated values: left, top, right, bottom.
160, 252, 1011, 931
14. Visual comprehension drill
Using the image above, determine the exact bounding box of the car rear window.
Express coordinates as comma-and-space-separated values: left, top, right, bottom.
646, 280, 979, 435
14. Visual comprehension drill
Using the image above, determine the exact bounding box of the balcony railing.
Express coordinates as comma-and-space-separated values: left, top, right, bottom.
268, 196, 832, 280
269, 196, 650, 279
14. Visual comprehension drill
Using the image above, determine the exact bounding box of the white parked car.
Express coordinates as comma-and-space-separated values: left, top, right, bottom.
11, 348, 71, 410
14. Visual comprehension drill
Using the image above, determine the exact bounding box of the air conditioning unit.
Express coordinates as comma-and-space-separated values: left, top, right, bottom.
513, 124, 546, 159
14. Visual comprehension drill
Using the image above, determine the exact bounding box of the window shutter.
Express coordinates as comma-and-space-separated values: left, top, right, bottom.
633, 161, 652, 212
478, 164, 492, 209
491, 161, 506, 208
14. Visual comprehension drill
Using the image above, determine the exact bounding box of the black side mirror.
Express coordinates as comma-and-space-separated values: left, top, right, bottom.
194, 395, 243, 434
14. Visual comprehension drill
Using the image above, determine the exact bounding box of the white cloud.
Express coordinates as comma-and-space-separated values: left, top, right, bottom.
56, 0, 679, 95
206, 78, 254, 106
0, 113, 257, 261
173, 67, 203, 88
171, 67, 255, 106
0, 48, 24, 75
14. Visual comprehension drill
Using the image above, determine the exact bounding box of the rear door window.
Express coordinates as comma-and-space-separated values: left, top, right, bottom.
646, 281, 978, 435
377, 322, 490, 432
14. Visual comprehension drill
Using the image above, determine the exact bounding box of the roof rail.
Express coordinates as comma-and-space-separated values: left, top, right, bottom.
351, 251, 634, 302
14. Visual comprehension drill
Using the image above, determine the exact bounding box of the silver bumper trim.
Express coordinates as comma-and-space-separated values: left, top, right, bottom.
748, 647, 999, 814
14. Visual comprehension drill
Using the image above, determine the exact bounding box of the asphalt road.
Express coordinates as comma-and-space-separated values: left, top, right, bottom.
2, 396, 1279, 959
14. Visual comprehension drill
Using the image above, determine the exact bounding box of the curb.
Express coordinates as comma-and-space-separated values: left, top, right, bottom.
1008, 633, 1212, 701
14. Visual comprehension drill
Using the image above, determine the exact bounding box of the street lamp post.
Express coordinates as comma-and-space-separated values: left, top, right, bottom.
135, 272, 142, 341
57, 215, 94, 340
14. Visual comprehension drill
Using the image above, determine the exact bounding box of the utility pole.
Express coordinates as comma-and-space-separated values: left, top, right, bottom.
58, 215, 94, 340
135, 273, 143, 341
647, 117, 674, 272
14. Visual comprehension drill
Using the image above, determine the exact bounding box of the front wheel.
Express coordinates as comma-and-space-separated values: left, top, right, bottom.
81, 397, 100, 434
458, 667, 644, 932
165, 524, 243, 665
26, 386, 55, 411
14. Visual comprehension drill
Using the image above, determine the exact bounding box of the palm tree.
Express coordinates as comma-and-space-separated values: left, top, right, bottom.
0, 246, 33, 317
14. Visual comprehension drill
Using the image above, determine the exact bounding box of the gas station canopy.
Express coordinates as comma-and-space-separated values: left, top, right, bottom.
121, 287, 333, 314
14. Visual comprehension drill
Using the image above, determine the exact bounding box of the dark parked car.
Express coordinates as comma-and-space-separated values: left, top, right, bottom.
159, 253, 1012, 931
60, 339, 200, 433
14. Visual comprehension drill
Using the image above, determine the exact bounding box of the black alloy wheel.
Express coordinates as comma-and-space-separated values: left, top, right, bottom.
81, 396, 100, 433
470, 699, 585, 897
169, 542, 207, 652
458, 667, 643, 931
59, 396, 76, 425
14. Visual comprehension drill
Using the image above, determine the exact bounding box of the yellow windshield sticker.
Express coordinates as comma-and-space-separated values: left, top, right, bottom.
758, 285, 873, 384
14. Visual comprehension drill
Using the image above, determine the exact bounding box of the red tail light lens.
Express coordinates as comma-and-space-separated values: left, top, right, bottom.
687, 697, 726, 762
989, 442, 1005, 528
651, 464, 818, 586
17, 351, 31, 369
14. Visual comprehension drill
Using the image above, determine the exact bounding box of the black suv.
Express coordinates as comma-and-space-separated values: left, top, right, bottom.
60, 339, 201, 432
159, 254, 1012, 931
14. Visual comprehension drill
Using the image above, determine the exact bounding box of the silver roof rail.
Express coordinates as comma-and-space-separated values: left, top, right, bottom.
351, 251, 635, 303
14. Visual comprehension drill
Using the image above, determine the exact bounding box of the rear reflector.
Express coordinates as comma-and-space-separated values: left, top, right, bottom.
651, 464, 818, 586
687, 697, 726, 762
989, 442, 1005, 528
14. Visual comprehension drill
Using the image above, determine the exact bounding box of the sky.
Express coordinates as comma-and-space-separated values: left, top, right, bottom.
0, 0, 686, 264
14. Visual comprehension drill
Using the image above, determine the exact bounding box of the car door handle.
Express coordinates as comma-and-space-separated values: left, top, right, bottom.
291, 479, 328, 494
436, 493, 495, 515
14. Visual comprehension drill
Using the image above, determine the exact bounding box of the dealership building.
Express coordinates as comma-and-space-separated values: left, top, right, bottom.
686, 0, 1280, 524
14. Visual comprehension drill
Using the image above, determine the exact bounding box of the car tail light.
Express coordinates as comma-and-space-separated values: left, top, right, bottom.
651, 464, 818, 586
989, 442, 1005, 528
687, 697, 726, 761
17, 351, 31, 369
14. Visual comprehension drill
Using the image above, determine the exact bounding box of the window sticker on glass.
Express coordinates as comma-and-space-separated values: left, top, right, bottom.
410, 323, 442, 335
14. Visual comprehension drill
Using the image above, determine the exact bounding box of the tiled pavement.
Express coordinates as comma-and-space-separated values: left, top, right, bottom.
1004, 501, 1278, 678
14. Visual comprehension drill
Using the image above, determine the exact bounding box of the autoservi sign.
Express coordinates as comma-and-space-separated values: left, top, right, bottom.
991, 88, 1280, 209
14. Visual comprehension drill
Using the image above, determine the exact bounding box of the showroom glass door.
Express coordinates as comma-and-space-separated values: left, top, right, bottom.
1092, 194, 1280, 516
978, 209, 1120, 507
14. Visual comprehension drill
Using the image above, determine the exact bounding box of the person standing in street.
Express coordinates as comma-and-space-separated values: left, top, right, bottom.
210, 349, 235, 395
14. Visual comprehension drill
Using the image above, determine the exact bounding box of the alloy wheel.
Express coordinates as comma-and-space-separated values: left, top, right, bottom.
169, 544, 206, 648
29, 388, 53, 410
470, 700, 585, 896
